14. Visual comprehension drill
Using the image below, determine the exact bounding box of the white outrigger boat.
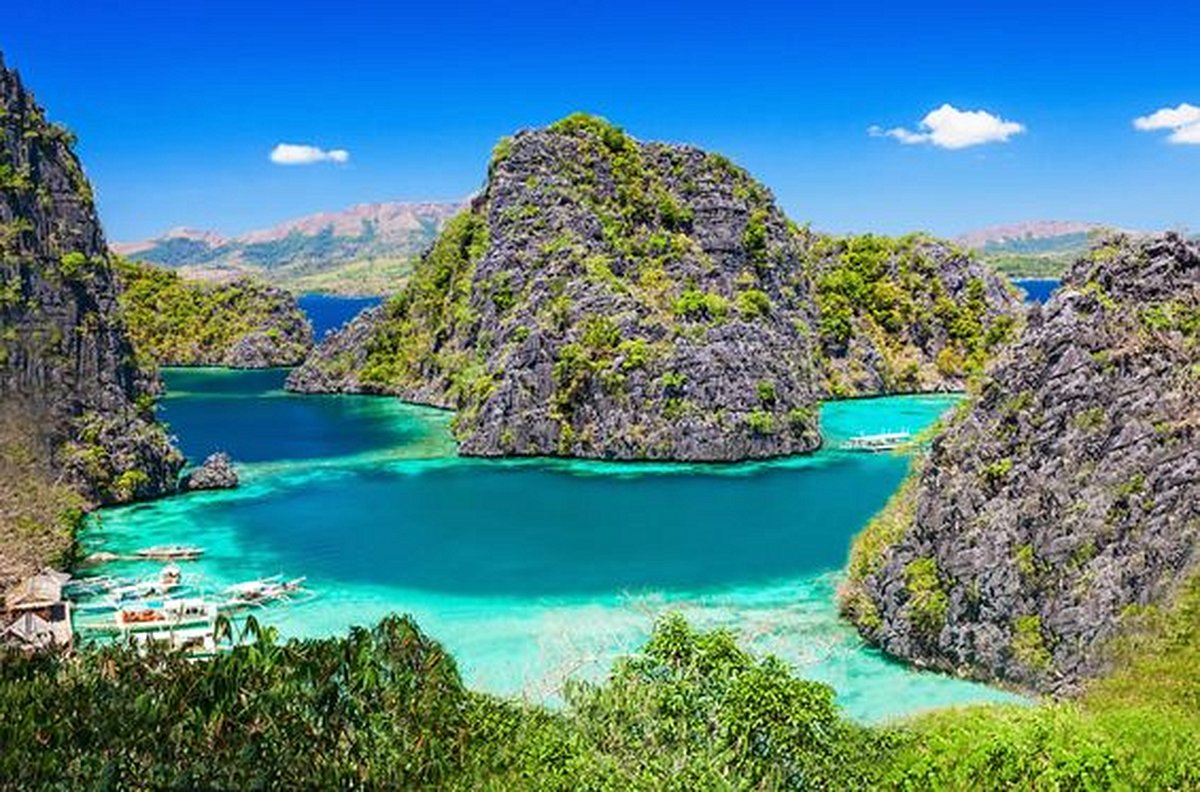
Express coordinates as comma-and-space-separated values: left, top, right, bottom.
131, 624, 218, 658
134, 545, 204, 561
840, 431, 912, 452
221, 576, 308, 610
64, 574, 122, 597
70, 565, 186, 612
115, 598, 217, 633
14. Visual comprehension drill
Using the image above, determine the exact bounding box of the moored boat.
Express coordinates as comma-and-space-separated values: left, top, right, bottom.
840, 431, 912, 452
115, 598, 217, 632
69, 565, 188, 612
134, 545, 204, 561
222, 576, 309, 610
131, 624, 218, 658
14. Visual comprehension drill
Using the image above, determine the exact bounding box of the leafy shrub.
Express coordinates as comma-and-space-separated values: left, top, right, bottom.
746, 409, 775, 435
904, 556, 949, 637
674, 287, 730, 322
1012, 614, 1052, 671
116, 258, 311, 367
736, 288, 773, 319
982, 457, 1014, 485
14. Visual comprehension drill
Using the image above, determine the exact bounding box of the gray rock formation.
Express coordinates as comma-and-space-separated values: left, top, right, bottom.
841, 232, 1199, 693
180, 452, 238, 491
291, 116, 824, 460
809, 235, 1021, 397
222, 322, 310, 368
289, 115, 1021, 461
0, 55, 182, 507
285, 306, 386, 393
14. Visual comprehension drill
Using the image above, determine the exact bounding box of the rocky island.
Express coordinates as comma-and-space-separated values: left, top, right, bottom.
841, 232, 1199, 693
0, 58, 182, 584
179, 451, 239, 491
289, 115, 1021, 460
116, 259, 313, 367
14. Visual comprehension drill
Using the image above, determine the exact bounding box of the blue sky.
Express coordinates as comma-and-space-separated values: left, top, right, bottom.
4, 1, 1198, 240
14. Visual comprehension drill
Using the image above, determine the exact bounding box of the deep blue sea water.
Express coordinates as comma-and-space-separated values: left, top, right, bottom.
86, 366, 1024, 721
297, 294, 382, 338
1014, 278, 1060, 303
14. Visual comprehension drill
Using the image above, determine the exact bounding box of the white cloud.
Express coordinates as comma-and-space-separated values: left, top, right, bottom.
269, 143, 350, 165
870, 104, 1026, 150
1133, 103, 1200, 144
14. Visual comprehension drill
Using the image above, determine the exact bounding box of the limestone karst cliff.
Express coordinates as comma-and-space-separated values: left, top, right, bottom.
290, 115, 1021, 460
0, 55, 182, 585
841, 233, 1199, 693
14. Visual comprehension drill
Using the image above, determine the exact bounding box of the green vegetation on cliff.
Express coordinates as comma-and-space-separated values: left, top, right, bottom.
0, 57, 182, 581
809, 233, 1019, 396
116, 259, 312, 367
291, 114, 1022, 460
0, 411, 84, 589
359, 211, 490, 391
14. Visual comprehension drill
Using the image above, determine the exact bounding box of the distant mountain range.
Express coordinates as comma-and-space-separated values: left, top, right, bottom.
112, 201, 465, 295
115, 209, 1166, 292
955, 220, 1113, 252
956, 221, 1123, 278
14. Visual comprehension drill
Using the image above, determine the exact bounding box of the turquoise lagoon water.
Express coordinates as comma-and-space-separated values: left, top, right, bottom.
83, 368, 1022, 722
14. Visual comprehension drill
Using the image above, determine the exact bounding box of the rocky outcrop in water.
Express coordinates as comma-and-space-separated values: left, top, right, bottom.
0, 56, 183, 584
180, 452, 238, 491
289, 115, 1020, 461
291, 115, 824, 460
841, 233, 1199, 693
116, 259, 313, 367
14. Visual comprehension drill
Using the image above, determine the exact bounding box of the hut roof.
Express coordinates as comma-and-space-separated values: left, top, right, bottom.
4, 573, 64, 612
2, 612, 55, 648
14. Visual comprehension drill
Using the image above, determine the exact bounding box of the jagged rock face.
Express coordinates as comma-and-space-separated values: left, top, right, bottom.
290, 115, 1022, 461
180, 452, 238, 491
841, 233, 1199, 693
291, 116, 823, 460
808, 235, 1021, 397
0, 57, 182, 506
285, 305, 386, 392
223, 326, 306, 368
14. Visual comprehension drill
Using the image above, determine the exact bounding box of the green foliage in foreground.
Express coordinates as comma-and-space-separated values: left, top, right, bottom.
0, 615, 891, 789
3, 579, 1199, 789
887, 574, 1200, 789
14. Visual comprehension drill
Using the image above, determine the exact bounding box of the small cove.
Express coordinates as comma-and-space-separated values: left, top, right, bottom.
83, 365, 1024, 722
